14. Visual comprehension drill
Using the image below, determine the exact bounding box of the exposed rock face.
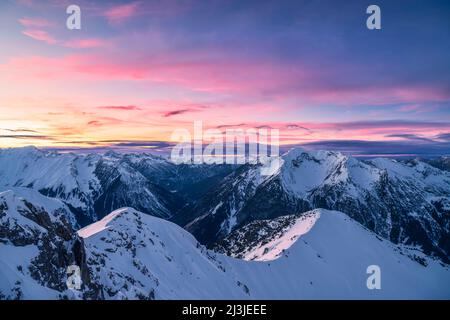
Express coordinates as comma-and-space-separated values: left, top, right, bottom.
0, 147, 234, 227
182, 149, 450, 262
1, 147, 449, 299
3, 204, 450, 299
423, 156, 450, 172
0, 189, 101, 299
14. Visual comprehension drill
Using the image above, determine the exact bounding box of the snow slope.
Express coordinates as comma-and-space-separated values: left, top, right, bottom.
1, 193, 449, 299
1, 146, 449, 299
0, 147, 100, 217
0, 147, 235, 226
214, 210, 321, 261
78, 208, 252, 299
78, 208, 450, 299
0, 189, 85, 299
184, 148, 450, 263
0, 147, 180, 225
226, 209, 450, 299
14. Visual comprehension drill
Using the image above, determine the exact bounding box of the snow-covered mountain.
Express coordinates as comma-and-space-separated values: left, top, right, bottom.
213, 210, 321, 261
0, 147, 232, 227
424, 156, 450, 172
78, 208, 450, 299
181, 149, 450, 263
1, 190, 449, 299
77, 208, 252, 299
1, 147, 449, 262
1, 147, 449, 299
0, 188, 94, 299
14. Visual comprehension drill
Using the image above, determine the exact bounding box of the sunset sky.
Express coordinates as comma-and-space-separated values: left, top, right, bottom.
0, 0, 449, 156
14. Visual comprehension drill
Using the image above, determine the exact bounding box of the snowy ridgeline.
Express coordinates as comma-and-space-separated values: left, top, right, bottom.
1, 146, 449, 261
1, 188, 449, 299
182, 148, 450, 263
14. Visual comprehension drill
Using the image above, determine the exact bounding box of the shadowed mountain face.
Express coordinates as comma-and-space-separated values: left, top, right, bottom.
0, 147, 234, 227
0, 188, 101, 299
0, 147, 449, 265
1, 189, 449, 300
179, 149, 450, 263
422, 156, 450, 172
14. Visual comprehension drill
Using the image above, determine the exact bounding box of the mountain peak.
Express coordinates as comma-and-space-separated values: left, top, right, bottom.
0, 145, 43, 156
77, 207, 133, 238
215, 209, 323, 261
282, 147, 347, 162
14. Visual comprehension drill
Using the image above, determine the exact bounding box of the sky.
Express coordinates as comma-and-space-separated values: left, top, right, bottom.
0, 0, 449, 156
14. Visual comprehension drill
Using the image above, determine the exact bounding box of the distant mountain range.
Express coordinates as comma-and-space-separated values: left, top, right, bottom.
0, 147, 449, 299
422, 156, 450, 172
0, 147, 233, 226
179, 149, 450, 263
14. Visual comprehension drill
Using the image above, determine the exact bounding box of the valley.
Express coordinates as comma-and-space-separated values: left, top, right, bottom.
0, 147, 449, 299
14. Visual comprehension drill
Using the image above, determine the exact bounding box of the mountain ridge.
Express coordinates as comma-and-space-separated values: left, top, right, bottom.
0, 147, 233, 227
181, 149, 450, 263
1, 189, 449, 299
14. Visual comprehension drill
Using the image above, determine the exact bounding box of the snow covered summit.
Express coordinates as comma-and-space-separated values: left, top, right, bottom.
1, 189, 449, 299
78, 207, 450, 299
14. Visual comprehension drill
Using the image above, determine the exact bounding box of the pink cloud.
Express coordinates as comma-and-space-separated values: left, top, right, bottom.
63, 38, 110, 49
397, 104, 439, 114
2, 51, 448, 108
21, 30, 106, 49
18, 17, 56, 28
0, 55, 150, 81
204, 120, 449, 137
104, 2, 141, 24
16, 0, 34, 7
87, 120, 102, 127
18, 16, 109, 49
399, 105, 421, 112
163, 108, 202, 118
98, 105, 142, 111
21, 29, 57, 44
